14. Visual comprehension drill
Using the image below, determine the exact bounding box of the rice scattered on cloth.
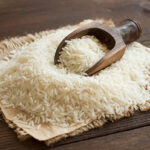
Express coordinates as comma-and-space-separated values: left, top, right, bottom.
0, 19, 150, 145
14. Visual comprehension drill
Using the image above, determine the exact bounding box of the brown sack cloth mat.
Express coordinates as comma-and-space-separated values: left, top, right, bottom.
0, 19, 150, 146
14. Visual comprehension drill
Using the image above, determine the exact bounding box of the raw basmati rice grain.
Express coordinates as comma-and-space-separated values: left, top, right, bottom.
0, 24, 150, 127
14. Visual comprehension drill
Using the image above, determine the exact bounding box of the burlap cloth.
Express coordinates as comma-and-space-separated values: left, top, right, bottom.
0, 19, 150, 146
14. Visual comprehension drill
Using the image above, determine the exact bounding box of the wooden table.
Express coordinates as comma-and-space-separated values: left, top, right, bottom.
0, 0, 150, 149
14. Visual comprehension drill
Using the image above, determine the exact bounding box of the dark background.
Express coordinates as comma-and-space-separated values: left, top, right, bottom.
0, 0, 150, 150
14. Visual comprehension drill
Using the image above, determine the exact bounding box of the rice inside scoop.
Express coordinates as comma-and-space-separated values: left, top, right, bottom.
59, 35, 108, 74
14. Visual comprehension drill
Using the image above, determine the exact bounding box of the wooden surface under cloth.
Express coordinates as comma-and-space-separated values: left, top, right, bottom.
0, 0, 150, 150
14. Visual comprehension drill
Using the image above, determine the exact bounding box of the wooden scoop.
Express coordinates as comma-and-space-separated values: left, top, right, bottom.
54, 19, 142, 76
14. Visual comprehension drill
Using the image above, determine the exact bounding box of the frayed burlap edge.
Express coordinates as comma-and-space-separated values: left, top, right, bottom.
0, 19, 150, 146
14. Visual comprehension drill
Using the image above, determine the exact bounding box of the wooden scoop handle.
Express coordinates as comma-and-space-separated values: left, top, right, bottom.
118, 19, 142, 44
54, 19, 142, 76
86, 19, 142, 76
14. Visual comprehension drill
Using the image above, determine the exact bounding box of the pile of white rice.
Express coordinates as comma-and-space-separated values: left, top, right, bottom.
0, 25, 150, 127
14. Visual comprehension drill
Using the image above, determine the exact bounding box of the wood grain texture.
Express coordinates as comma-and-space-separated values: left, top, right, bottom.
0, 0, 150, 150
54, 126, 150, 150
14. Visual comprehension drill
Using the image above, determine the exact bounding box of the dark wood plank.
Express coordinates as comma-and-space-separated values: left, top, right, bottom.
0, 0, 150, 149
0, 0, 150, 46
53, 126, 150, 150
1, 110, 150, 150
